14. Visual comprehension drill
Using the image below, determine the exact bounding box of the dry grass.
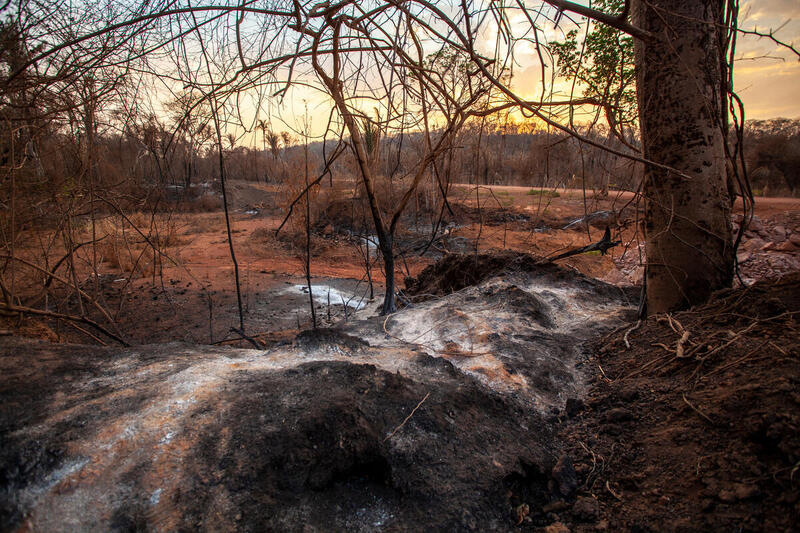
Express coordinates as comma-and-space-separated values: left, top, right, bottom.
179, 212, 226, 235
92, 213, 187, 277
527, 188, 561, 198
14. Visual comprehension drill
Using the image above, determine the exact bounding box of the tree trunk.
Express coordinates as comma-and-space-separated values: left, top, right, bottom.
633, 0, 733, 314
311, 35, 398, 316
380, 235, 396, 315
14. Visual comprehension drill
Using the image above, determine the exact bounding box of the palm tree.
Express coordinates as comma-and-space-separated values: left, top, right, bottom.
267, 130, 280, 160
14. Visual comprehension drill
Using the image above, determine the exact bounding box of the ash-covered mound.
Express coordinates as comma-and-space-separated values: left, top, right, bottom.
404, 251, 539, 298
0, 338, 564, 532
347, 253, 638, 413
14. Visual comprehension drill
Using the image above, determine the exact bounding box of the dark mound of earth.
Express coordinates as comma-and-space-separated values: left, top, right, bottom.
405, 251, 539, 298
554, 273, 800, 532
179, 359, 555, 531
0, 338, 576, 531
456, 204, 534, 225
293, 327, 369, 352
404, 251, 636, 305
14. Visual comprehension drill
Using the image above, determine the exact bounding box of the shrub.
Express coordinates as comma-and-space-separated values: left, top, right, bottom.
93, 213, 186, 277
527, 188, 561, 198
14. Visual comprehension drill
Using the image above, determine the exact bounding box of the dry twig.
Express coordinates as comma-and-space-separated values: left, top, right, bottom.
623, 319, 641, 349
606, 480, 623, 501
383, 392, 430, 443
0, 302, 127, 346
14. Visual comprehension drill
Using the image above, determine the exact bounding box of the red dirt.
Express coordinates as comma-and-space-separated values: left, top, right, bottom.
4, 182, 799, 347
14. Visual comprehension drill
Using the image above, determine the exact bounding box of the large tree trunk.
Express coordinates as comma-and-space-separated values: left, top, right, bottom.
633, 0, 733, 314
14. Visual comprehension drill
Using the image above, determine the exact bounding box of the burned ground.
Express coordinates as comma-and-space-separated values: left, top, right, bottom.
174, 360, 556, 531
0, 341, 556, 532
0, 259, 637, 532
404, 251, 637, 306
1, 188, 799, 532
553, 274, 800, 532
1, 263, 799, 532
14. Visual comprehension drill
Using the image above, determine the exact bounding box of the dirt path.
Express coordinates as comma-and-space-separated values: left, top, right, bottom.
452, 183, 800, 217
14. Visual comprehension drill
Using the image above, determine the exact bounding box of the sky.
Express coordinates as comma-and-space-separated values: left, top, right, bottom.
199, 0, 800, 144
732, 0, 800, 119
505, 0, 800, 121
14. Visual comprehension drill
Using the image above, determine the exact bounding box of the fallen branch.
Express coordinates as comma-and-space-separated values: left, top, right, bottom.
229, 327, 265, 349
0, 253, 117, 326
543, 226, 620, 263
65, 320, 108, 346
0, 302, 128, 346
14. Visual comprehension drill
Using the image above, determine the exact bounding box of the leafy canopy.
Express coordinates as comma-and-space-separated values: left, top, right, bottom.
550, 0, 636, 134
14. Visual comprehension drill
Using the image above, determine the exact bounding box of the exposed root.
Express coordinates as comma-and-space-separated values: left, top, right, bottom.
682, 393, 714, 425
623, 319, 641, 349
606, 480, 623, 501
675, 330, 690, 358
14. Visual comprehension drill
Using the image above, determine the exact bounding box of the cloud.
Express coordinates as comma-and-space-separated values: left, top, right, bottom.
735, 57, 800, 118
733, 3, 800, 118
740, 0, 800, 23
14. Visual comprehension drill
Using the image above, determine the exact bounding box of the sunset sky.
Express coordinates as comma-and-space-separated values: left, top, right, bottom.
505, 0, 800, 121
732, 0, 800, 118
222, 0, 800, 141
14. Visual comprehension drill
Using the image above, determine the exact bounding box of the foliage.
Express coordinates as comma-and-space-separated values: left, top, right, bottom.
527, 188, 560, 198
360, 110, 381, 167
744, 122, 800, 195
423, 47, 472, 108
550, 0, 637, 134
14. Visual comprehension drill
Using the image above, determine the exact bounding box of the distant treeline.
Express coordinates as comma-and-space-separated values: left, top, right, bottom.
205, 118, 800, 198
3, 109, 798, 239
744, 119, 800, 197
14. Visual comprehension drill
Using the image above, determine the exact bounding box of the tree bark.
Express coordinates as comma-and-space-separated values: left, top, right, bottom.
380, 235, 396, 315
633, 0, 733, 314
